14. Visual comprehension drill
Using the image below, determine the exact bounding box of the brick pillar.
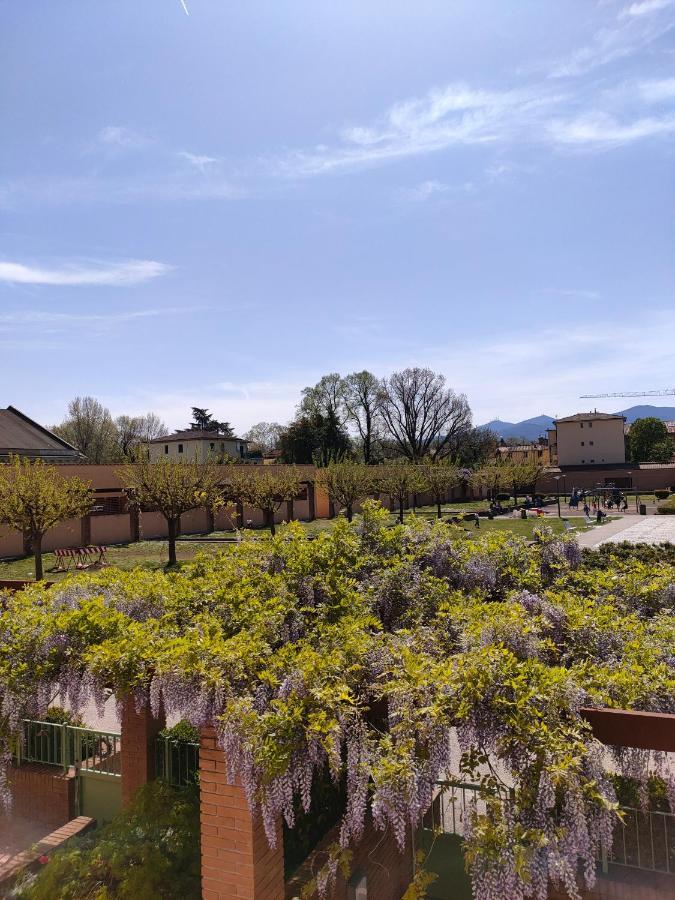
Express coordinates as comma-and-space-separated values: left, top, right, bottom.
120, 697, 166, 806
129, 506, 140, 542
80, 515, 91, 546
306, 482, 316, 521
200, 727, 284, 900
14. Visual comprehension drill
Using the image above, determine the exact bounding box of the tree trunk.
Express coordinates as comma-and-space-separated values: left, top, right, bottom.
167, 518, 178, 566
513, 482, 518, 506
398, 498, 404, 523
346, 504, 353, 522
33, 533, 44, 581
267, 508, 276, 536
437, 500, 442, 519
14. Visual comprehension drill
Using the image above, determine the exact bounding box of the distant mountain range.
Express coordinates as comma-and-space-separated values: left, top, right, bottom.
481, 406, 675, 441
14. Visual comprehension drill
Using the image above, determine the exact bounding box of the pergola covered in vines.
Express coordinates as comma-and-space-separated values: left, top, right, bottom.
0, 502, 673, 899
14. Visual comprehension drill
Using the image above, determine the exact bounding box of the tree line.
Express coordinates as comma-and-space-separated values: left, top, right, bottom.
0, 455, 544, 577
247, 367, 497, 467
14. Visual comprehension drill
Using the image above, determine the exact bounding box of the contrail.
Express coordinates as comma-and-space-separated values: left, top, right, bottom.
180, 0, 190, 14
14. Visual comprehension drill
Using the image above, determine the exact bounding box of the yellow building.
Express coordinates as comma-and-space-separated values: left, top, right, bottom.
495, 443, 551, 464
149, 429, 248, 462
549, 412, 626, 467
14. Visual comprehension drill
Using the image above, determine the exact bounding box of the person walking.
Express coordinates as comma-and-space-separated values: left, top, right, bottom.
583, 502, 590, 518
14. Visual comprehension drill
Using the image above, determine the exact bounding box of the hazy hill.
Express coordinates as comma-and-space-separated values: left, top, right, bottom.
481, 406, 675, 440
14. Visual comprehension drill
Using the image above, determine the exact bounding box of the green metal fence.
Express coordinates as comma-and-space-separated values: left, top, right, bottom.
155, 736, 200, 787
17, 719, 121, 776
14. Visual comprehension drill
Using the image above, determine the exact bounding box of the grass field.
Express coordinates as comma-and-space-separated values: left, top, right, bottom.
0, 503, 610, 583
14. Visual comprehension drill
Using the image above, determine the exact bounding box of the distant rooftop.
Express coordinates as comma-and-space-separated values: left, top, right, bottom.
0, 406, 83, 462
554, 412, 625, 424
150, 429, 247, 444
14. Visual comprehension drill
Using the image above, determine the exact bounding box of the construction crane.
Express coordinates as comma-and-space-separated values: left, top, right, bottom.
579, 389, 675, 398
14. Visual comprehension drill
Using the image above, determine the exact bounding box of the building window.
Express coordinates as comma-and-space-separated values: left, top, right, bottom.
580, 423, 584, 428
178, 444, 184, 454
164, 445, 168, 454
210, 442, 215, 450
590, 459, 595, 463
580, 441, 584, 446
588, 422, 593, 428
589, 440, 594, 445
581, 459, 585, 464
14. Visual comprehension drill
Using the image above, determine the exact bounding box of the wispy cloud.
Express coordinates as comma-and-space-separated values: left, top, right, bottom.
638, 77, 675, 102
398, 179, 474, 203
0, 259, 170, 286
619, 0, 673, 19
277, 83, 565, 177
97, 125, 151, 149
180, 0, 190, 15
548, 1, 673, 78
178, 151, 221, 172
0, 309, 173, 326
547, 110, 675, 147
539, 288, 601, 300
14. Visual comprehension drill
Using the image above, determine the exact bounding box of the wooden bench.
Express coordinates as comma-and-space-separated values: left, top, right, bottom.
52, 546, 109, 572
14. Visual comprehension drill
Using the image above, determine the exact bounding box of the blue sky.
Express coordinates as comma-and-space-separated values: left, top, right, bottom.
1, 0, 674, 434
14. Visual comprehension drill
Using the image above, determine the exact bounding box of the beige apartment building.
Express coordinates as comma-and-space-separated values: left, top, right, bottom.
149, 429, 248, 462
548, 412, 626, 467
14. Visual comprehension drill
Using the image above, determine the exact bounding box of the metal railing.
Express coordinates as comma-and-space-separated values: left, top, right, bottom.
155, 736, 199, 787
429, 780, 674, 877
609, 806, 674, 875
17, 719, 121, 777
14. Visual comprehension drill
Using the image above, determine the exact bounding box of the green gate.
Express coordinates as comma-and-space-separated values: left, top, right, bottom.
19, 720, 122, 824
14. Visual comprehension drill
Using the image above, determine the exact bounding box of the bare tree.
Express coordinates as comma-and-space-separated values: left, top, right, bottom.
342, 370, 382, 464
379, 368, 471, 462
52, 396, 119, 463
244, 422, 283, 456
115, 413, 167, 459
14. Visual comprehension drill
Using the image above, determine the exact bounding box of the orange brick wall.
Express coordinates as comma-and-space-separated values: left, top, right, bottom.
199, 727, 284, 900
9, 762, 76, 830
120, 698, 165, 806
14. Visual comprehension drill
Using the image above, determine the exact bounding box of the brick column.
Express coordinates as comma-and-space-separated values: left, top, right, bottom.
80, 514, 91, 546
306, 482, 316, 521
200, 727, 284, 900
120, 697, 166, 806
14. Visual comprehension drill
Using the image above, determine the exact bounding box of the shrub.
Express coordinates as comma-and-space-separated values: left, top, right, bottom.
496, 492, 510, 502
15, 781, 200, 899
656, 496, 675, 515
654, 489, 671, 500
159, 719, 200, 743
42, 707, 84, 727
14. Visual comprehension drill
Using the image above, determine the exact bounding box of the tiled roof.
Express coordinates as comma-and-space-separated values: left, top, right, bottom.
0, 406, 83, 460
150, 429, 247, 443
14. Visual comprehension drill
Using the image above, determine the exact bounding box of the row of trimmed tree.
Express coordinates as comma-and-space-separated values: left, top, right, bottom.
0, 456, 545, 578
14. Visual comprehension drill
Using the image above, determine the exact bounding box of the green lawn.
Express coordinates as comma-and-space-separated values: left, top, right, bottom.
0, 506, 608, 583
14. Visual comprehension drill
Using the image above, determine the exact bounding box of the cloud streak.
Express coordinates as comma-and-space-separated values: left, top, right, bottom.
0, 259, 170, 286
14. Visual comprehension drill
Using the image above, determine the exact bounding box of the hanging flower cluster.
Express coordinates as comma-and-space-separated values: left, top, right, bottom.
0, 502, 673, 899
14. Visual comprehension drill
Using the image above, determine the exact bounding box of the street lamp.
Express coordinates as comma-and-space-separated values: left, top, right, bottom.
554, 475, 561, 518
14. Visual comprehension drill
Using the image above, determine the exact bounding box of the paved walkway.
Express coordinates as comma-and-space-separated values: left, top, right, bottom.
575, 516, 640, 548
593, 516, 675, 547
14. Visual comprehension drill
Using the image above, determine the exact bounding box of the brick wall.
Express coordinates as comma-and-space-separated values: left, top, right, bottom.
199, 726, 285, 900
120, 698, 165, 807
8, 763, 76, 830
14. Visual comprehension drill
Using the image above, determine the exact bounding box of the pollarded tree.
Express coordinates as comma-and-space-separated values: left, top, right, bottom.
243, 469, 301, 536
422, 460, 460, 518
375, 460, 427, 523
0, 456, 92, 580
117, 458, 222, 566
379, 367, 472, 462
316, 461, 373, 522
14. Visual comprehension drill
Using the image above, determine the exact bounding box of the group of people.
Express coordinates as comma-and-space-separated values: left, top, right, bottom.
569, 487, 629, 517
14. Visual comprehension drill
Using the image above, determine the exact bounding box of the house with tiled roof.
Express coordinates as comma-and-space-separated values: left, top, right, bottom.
548, 411, 626, 467
148, 429, 248, 462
